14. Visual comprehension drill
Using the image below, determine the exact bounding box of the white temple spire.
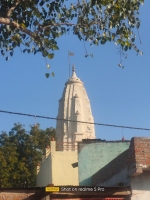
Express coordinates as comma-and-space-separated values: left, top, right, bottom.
56, 68, 95, 151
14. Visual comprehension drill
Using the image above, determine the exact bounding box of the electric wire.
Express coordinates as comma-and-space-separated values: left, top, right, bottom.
0, 110, 150, 131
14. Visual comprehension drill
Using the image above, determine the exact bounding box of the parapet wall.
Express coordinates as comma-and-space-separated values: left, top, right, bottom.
92, 137, 150, 186
78, 140, 130, 186
37, 141, 78, 186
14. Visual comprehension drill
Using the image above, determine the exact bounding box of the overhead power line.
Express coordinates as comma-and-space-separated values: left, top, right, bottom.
0, 110, 150, 131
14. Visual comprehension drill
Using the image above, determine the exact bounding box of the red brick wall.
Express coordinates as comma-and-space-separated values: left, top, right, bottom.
131, 137, 150, 165
0, 188, 49, 200
0, 193, 35, 200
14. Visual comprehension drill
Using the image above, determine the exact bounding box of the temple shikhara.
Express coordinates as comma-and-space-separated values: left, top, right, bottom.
56, 66, 95, 151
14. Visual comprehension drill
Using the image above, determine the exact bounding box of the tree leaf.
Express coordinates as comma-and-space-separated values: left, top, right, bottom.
47, 53, 54, 59
42, 50, 48, 57
45, 73, 50, 78
46, 64, 50, 68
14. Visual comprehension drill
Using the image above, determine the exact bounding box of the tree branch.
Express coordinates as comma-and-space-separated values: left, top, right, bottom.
0, 17, 39, 40
7, 0, 21, 17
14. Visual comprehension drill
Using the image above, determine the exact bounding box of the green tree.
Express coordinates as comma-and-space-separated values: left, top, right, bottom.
0, 0, 144, 72
0, 123, 55, 188
30, 124, 56, 154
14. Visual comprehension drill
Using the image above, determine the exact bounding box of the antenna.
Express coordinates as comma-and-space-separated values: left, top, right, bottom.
122, 127, 125, 140
34, 115, 37, 127
68, 51, 74, 78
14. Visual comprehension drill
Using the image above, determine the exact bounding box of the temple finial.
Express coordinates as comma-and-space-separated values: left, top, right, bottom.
72, 65, 75, 72
70, 64, 77, 79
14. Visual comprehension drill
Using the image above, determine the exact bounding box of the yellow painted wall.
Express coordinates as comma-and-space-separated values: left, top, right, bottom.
37, 153, 52, 186
37, 141, 78, 186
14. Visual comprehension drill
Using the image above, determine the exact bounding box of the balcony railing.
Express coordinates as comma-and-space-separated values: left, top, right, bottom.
56, 142, 78, 151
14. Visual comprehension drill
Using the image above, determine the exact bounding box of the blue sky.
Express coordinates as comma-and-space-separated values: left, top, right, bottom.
0, 2, 150, 141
